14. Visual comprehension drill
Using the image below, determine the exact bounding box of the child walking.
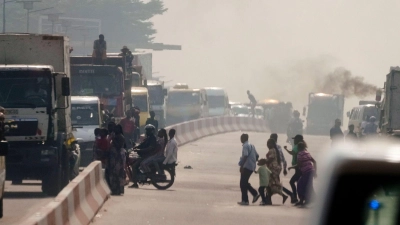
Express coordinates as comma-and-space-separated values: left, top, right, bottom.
257, 158, 272, 205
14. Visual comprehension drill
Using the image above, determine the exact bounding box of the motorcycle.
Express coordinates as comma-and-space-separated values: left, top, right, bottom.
125, 149, 176, 190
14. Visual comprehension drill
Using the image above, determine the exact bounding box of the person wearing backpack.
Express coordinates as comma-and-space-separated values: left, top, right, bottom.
238, 133, 259, 205
286, 110, 303, 146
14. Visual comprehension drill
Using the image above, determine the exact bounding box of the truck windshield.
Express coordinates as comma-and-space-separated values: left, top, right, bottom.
208, 95, 225, 108
71, 104, 99, 126
132, 95, 148, 111
71, 73, 122, 96
0, 72, 51, 108
168, 92, 200, 106
308, 104, 338, 120
363, 107, 379, 121
148, 85, 164, 105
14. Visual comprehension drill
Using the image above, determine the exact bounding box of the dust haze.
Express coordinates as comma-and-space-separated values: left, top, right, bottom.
151, 0, 400, 117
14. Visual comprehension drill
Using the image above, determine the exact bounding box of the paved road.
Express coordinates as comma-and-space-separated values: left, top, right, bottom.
92, 132, 331, 225
0, 181, 54, 225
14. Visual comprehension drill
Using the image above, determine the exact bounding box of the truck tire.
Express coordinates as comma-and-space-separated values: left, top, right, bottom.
42, 166, 62, 196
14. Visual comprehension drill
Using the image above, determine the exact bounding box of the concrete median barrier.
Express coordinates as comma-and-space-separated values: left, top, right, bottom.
21, 161, 110, 225
165, 116, 268, 146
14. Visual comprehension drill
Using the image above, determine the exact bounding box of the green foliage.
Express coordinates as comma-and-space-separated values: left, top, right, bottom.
0, 0, 168, 44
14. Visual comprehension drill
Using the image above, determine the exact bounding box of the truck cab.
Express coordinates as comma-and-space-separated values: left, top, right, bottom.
347, 103, 379, 136
166, 85, 209, 125
0, 34, 79, 196
71, 96, 102, 166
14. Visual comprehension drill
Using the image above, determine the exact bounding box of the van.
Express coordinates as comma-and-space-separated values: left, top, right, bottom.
71, 96, 102, 166
204, 87, 229, 117
347, 103, 379, 135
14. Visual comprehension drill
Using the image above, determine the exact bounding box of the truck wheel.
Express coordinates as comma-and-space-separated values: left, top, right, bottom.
11, 180, 22, 185
42, 167, 62, 196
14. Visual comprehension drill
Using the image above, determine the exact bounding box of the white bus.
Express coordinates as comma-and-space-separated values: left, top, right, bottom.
204, 87, 230, 117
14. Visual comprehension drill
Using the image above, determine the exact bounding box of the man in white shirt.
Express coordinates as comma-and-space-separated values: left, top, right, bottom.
163, 129, 178, 165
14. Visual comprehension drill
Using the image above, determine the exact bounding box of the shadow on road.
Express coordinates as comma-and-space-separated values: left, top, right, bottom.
4, 191, 50, 199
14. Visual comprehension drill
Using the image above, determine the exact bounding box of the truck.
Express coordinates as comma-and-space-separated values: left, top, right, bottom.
147, 80, 167, 128
131, 87, 150, 129
70, 65, 126, 121
257, 99, 292, 133
376, 67, 400, 136
71, 96, 102, 167
132, 52, 152, 80
166, 84, 209, 125
0, 34, 79, 196
304, 93, 345, 135
204, 87, 230, 117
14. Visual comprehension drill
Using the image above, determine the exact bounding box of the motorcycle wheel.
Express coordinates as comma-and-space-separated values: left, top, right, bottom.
151, 168, 174, 190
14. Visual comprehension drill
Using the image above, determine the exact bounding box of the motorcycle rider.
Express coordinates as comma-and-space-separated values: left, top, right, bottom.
130, 124, 157, 188
286, 110, 303, 146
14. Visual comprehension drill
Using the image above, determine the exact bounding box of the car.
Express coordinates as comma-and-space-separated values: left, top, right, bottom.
231, 105, 250, 117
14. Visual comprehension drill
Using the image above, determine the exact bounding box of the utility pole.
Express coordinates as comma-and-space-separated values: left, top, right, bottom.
2, 0, 5, 33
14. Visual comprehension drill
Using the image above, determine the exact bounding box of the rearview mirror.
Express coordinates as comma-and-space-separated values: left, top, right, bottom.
163, 88, 168, 96
61, 77, 70, 96
124, 79, 132, 91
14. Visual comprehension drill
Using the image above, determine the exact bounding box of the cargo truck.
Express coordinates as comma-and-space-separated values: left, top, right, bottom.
0, 34, 80, 196
377, 67, 400, 136
304, 93, 345, 135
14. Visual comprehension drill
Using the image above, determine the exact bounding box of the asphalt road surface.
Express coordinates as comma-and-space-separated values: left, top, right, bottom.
92, 132, 331, 225
0, 181, 54, 225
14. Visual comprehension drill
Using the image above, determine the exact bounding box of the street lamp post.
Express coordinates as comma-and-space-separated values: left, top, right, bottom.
17, 0, 41, 33
43, 11, 62, 34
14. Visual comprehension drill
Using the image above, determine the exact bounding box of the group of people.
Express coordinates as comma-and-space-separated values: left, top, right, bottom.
238, 133, 316, 207
330, 116, 378, 145
93, 119, 178, 195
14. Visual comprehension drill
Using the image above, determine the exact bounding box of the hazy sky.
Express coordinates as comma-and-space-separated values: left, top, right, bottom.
150, 0, 400, 120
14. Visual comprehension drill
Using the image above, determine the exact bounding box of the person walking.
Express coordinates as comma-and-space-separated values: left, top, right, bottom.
266, 139, 289, 204
238, 133, 259, 205
247, 90, 257, 118
363, 116, 378, 136
119, 110, 136, 149
288, 142, 317, 207
146, 111, 159, 132
256, 159, 272, 205
108, 124, 126, 195
163, 129, 178, 166
346, 124, 358, 142
284, 134, 304, 203
270, 133, 295, 202
330, 119, 344, 146
286, 110, 303, 146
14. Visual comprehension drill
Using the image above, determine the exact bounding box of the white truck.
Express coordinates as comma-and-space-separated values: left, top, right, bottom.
147, 80, 167, 128
0, 34, 80, 196
377, 67, 400, 136
71, 96, 102, 167
204, 87, 230, 117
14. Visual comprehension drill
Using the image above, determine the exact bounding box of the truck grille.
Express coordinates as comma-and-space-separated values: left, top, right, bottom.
4, 119, 38, 136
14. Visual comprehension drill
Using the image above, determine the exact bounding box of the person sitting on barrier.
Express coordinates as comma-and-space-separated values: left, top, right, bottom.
163, 129, 178, 166
139, 128, 168, 173
131, 124, 157, 188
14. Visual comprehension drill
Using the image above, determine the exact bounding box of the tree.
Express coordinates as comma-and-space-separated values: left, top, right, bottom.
1, 0, 168, 45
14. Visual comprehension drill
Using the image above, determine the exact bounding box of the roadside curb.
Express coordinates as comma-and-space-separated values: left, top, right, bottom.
20, 161, 110, 225
165, 116, 269, 146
